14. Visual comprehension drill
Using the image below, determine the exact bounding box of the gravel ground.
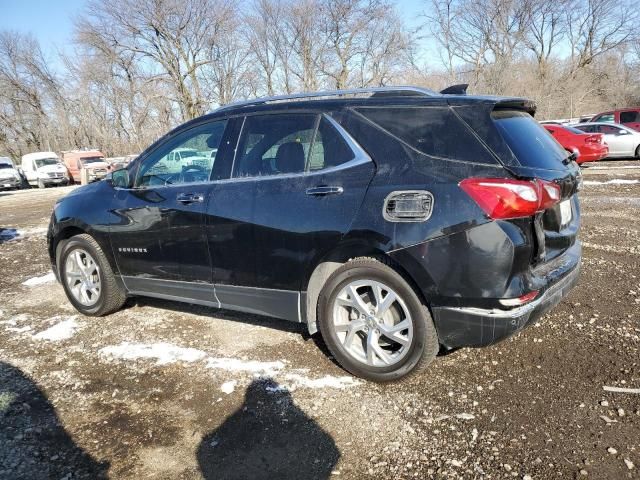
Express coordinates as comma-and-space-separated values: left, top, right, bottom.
0, 161, 638, 479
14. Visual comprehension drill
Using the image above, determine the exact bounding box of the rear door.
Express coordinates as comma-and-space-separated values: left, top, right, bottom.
209, 112, 375, 319
597, 124, 635, 156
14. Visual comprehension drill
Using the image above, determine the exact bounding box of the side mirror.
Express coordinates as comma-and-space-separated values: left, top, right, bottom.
110, 168, 131, 188
617, 130, 629, 135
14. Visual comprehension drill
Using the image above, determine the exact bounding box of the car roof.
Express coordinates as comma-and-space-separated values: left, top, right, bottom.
205, 86, 534, 118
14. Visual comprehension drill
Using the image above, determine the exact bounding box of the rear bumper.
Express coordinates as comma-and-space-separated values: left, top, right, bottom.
576, 148, 608, 163
432, 241, 581, 349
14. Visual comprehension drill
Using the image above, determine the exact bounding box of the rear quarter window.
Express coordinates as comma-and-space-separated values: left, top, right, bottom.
620, 110, 640, 123
355, 106, 497, 164
492, 110, 567, 170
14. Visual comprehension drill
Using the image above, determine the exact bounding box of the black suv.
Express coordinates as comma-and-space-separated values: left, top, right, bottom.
48, 86, 581, 381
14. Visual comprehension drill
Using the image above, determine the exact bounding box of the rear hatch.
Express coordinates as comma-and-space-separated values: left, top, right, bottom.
490, 107, 580, 265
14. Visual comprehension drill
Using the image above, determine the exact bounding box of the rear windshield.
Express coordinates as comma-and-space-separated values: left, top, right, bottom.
355, 106, 497, 164
562, 125, 588, 135
493, 110, 567, 170
81, 157, 105, 164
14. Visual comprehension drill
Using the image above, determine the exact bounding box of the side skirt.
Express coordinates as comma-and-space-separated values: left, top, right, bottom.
121, 276, 301, 323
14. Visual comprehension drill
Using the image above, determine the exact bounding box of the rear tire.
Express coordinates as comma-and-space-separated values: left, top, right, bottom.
58, 234, 126, 316
635, 145, 640, 159
317, 257, 439, 382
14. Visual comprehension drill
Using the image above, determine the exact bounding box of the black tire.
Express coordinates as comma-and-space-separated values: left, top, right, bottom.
317, 257, 439, 382
58, 234, 126, 316
635, 145, 640, 159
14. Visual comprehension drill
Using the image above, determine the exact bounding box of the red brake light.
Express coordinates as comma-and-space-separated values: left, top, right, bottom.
585, 135, 600, 144
459, 177, 561, 219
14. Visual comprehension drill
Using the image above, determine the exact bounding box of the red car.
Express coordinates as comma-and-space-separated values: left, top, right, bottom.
543, 124, 608, 164
591, 108, 640, 132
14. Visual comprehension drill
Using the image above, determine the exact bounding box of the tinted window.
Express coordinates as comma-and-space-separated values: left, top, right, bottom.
233, 114, 354, 178
234, 114, 317, 177
492, 110, 567, 170
355, 106, 494, 163
136, 120, 227, 187
307, 117, 354, 171
599, 124, 624, 135
620, 111, 640, 123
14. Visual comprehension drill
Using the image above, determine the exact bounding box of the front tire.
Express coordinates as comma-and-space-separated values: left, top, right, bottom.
317, 257, 439, 382
58, 234, 126, 316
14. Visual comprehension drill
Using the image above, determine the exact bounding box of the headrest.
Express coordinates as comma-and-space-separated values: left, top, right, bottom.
275, 142, 305, 174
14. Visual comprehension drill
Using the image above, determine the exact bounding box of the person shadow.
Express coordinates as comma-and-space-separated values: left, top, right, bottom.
197, 378, 340, 480
0, 361, 109, 479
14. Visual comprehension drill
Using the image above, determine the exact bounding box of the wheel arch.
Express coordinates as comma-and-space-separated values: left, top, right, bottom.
303, 240, 433, 336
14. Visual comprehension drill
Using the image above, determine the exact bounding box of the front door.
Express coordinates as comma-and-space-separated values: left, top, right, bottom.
110, 119, 229, 294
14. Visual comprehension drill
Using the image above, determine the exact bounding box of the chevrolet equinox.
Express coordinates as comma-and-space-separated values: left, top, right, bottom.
48, 86, 581, 381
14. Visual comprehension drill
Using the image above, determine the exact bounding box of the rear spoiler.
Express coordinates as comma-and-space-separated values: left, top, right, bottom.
440, 84, 468, 95
493, 98, 537, 117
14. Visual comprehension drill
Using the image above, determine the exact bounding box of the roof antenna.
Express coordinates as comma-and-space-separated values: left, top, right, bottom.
440, 84, 468, 95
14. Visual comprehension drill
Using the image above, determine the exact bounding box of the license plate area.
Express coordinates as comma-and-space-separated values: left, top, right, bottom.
559, 199, 572, 227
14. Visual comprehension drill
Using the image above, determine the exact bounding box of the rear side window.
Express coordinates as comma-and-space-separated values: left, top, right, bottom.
620, 111, 640, 123
355, 106, 495, 163
492, 110, 567, 170
233, 114, 354, 177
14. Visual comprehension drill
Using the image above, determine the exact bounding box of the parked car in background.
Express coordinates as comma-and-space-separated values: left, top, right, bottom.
543, 124, 608, 164
591, 108, 640, 132
572, 123, 640, 159
62, 150, 109, 184
106, 154, 138, 172
21, 152, 70, 188
0, 157, 23, 190
49, 86, 582, 381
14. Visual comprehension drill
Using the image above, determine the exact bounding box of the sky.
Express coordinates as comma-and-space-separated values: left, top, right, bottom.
0, 0, 433, 71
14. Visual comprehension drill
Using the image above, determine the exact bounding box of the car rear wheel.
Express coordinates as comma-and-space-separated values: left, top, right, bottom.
58, 234, 126, 316
317, 257, 439, 382
635, 145, 640, 159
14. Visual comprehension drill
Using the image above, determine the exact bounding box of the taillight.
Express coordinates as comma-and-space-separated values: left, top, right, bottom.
459, 177, 561, 219
585, 135, 600, 144
499, 290, 539, 307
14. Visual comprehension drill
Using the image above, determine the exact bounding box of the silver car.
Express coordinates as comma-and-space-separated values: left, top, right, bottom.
572, 122, 640, 159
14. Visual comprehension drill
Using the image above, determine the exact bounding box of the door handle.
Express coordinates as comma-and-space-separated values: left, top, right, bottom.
306, 186, 344, 196
176, 193, 204, 204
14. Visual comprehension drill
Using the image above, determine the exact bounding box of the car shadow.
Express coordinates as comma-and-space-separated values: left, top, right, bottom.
0, 361, 109, 479
130, 296, 307, 336
197, 378, 340, 480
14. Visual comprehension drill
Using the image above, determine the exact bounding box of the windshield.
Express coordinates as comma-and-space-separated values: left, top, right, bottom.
179, 151, 199, 159
81, 157, 105, 165
493, 110, 567, 170
35, 158, 60, 168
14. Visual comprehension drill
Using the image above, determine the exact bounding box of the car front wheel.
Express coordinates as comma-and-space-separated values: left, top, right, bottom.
318, 257, 439, 382
58, 234, 126, 316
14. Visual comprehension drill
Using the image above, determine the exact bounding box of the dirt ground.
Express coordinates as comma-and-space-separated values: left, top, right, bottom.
0, 161, 638, 480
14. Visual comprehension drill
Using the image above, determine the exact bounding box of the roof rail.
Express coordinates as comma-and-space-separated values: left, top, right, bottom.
213, 86, 437, 113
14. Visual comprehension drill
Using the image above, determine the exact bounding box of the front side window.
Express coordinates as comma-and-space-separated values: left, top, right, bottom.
594, 113, 614, 123
599, 125, 624, 135
136, 120, 227, 187
233, 114, 354, 178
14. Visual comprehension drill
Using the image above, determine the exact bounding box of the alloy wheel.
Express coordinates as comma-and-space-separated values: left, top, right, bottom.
64, 248, 101, 307
331, 279, 413, 367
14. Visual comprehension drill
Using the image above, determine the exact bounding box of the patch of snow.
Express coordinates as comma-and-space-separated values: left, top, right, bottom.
456, 413, 476, 420
22, 272, 56, 286
206, 357, 285, 376
282, 373, 361, 390
100, 342, 207, 365
0, 226, 47, 243
583, 179, 639, 185
33, 316, 79, 341
220, 380, 237, 394
6, 326, 32, 334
